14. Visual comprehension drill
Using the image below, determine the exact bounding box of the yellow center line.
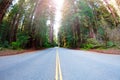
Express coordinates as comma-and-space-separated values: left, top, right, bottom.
55, 51, 58, 80
55, 48, 63, 80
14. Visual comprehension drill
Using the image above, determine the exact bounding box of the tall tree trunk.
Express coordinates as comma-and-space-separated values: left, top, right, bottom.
0, 0, 13, 24
13, 14, 20, 41
89, 26, 96, 38
9, 13, 18, 42
103, 0, 118, 27
9, 0, 25, 42
49, 22, 54, 43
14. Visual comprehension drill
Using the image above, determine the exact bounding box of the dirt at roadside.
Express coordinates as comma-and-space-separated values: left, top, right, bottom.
0, 48, 45, 56
71, 48, 120, 55
89, 49, 120, 55
1, 48, 120, 56
0, 49, 35, 56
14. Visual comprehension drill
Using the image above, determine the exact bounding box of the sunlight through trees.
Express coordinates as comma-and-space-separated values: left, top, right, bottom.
0, 0, 120, 49
58, 0, 120, 48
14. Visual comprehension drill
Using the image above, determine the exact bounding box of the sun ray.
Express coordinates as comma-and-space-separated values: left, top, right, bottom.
53, 0, 64, 38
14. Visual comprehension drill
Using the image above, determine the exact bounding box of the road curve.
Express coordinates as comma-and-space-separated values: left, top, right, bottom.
0, 47, 120, 80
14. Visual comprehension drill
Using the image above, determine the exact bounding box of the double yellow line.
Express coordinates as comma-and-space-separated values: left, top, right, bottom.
55, 48, 63, 80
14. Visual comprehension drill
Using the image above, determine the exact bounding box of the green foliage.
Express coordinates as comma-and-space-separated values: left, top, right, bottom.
115, 42, 120, 49
11, 4, 19, 14
43, 42, 52, 48
11, 41, 20, 49
16, 32, 30, 48
87, 38, 99, 45
106, 41, 114, 48
81, 38, 101, 49
11, 32, 30, 49
82, 43, 94, 49
98, 27, 104, 35
58, 0, 120, 49
43, 41, 58, 48
1, 0, 120, 50
2, 41, 9, 48
0, 21, 10, 48
0, 47, 3, 51
0, 20, 9, 43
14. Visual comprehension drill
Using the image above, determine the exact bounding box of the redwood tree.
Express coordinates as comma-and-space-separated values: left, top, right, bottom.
0, 0, 13, 24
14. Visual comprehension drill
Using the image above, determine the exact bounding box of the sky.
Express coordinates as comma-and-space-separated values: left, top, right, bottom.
53, 0, 64, 38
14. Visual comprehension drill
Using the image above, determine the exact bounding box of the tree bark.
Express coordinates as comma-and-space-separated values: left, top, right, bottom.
103, 0, 118, 27
0, 0, 13, 24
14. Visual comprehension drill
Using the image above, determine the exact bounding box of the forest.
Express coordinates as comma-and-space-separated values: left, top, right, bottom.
58, 0, 120, 49
0, 0, 120, 51
0, 0, 57, 50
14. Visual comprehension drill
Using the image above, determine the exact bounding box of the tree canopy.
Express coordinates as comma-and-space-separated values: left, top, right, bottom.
0, 0, 120, 49
58, 0, 120, 49
0, 0, 57, 49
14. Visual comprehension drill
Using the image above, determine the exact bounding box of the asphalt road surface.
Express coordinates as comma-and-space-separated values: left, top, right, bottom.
0, 47, 120, 80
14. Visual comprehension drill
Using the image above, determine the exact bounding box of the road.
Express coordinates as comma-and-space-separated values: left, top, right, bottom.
0, 47, 120, 80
